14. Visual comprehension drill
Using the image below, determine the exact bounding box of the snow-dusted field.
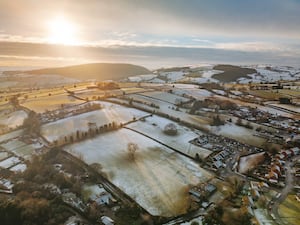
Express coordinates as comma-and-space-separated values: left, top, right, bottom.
139, 91, 190, 104
127, 74, 157, 82
173, 88, 213, 100
1, 139, 35, 159
238, 65, 300, 83
126, 115, 212, 159
210, 123, 266, 147
10, 163, 27, 172
253, 208, 276, 225
64, 129, 213, 217
21, 94, 85, 113
0, 152, 9, 161
0, 129, 24, 143
268, 103, 300, 113
0, 156, 20, 169
41, 102, 149, 142
0, 110, 28, 129
181, 76, 219, 84
238, 152, 265, 174
160, 71, 186, 83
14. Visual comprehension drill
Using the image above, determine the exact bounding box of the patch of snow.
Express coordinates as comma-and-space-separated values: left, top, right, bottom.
64, 129, 212, 217
10, 163, 27, 172
0, 110, 28, 128
0, 156, 20, 169
41, 102, 148, 142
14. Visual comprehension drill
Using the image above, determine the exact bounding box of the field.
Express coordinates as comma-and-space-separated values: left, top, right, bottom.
278, 195, 300, 225
0, 152, 9, 161
0, 129, 24, 143
268, 103, 300, 113
173, 88, 213, 100
41, 102, 149, 143
0, 110, 27, 129
64, 128, 213, 217
138, 91, 190, 104
9, 163, 27, 172
125, 93, 211, 126
210, 123, 266, 147
238, 152, 265, 173
21, 94, 85, 113
126, 115, 212, 159
0, 156, 20, 169
1, 139, 36, 159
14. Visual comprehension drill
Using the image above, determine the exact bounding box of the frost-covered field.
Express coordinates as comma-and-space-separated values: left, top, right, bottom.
253, 208, 276, 225
173, 88, 214, 100
127, 65, 300, 84
10, 163, 27, 172
0, 152, 9, 161
181, 76, 219, 84
0, 129, 24, 143
0, 110, 28, 129
126, 115, 212, 159
210, 123, 266, 147
41, 102, 148, 142
21, 94, 85, 113
238, 152, 265, 174
1, 139, 35, 159
127, 74, 157, 82
238, 65, 300, 83
0, 156, 20, 169
160, 71, 186, 83
64, 129, 212, 217
139, 91, 190, 104
268, 103, 300, 113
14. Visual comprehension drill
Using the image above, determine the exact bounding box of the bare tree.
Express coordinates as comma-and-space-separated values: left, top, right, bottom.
127, 142, 138, 160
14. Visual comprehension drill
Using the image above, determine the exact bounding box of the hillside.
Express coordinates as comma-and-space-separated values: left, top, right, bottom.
212, 65, 257, 82
7, 63, 151, 81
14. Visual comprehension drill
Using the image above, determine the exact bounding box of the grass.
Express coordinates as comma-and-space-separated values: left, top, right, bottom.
278, 195, 300, 225
250, 89, 300, 100
249, 90, 282, 100
21, 94, 84, 113
212, 65, 256, 82
184, 72, 203, 78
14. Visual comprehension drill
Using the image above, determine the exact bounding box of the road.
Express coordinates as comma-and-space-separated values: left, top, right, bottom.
270, 155, 300, 225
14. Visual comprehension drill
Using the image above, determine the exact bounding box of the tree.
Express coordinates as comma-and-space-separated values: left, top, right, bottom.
127, 143, 138, 160
23, 111, 41, 135
211, 115, 225, 126
236, 118, 243, 126
191, 222, 199, 225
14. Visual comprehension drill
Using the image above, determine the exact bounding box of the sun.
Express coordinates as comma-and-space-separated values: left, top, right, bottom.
47, 17, 79, 45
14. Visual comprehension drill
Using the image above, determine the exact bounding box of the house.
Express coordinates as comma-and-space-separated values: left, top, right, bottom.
89, 186, 114, 205
204, 183, 216, 195
189, 189, 201, 198
279, 97, 292, 104
0, 178, 13, 194
95, 191, 112, 205
101, 216, 114, 225
213, 160, 223, 169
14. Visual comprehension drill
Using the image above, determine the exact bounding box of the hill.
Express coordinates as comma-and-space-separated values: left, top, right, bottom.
212, 65, 257, 82
6, 63, 151, 81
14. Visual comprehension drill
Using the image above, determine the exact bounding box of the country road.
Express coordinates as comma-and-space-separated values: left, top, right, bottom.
270, 155, 300, 225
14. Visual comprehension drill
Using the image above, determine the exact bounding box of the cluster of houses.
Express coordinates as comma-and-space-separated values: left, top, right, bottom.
189, 183, 217, 208
262, 147, 300, 185
193, 133, 261, 170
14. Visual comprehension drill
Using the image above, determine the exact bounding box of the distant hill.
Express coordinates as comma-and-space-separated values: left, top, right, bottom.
5, 63, 151, 81
212, 65, 257, 82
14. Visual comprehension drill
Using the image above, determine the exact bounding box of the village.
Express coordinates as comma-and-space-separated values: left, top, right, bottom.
0, 65, 300, 225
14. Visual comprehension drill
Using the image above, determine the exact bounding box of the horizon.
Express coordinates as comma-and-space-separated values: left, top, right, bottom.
1, 0, 300, 68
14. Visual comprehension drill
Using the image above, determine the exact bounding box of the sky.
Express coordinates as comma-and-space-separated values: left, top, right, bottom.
0, 0, 300, 68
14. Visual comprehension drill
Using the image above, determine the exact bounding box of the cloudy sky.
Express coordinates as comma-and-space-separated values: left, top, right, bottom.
0, 0, 300, 68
